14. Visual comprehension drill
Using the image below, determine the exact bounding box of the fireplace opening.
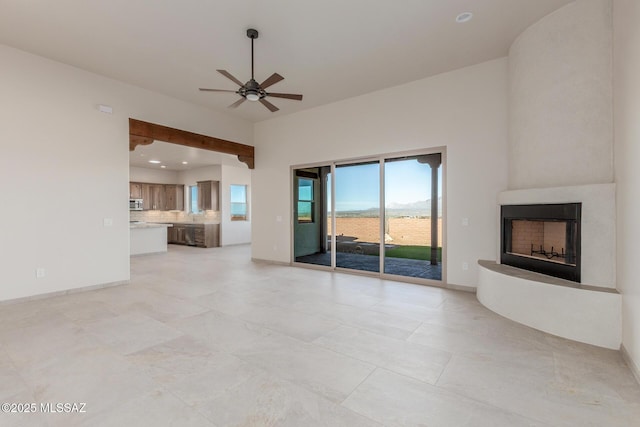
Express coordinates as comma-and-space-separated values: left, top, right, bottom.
501, 203, 581, 282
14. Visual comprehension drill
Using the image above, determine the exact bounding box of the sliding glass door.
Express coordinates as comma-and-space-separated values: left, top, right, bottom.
293, 149, 444, 284
383, 154, 442, 280
293, 167, 331, 266
334, 161, 380, 273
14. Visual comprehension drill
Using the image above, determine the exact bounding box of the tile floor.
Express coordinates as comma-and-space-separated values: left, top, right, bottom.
1, 244, 639, 426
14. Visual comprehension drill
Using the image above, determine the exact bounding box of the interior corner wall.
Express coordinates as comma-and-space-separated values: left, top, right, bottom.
0, 44, 252, 302
613, 0, 640, 379
508, 0, 613, 190
252, 58, 509, 288
220, 164, 252, 246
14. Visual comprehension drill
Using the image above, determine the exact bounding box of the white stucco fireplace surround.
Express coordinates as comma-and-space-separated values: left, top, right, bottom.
478, 183, 621, 349
476, 1, 621, 350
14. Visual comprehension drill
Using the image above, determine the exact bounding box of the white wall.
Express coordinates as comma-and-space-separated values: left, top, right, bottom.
509, 0, 613, 190
613, 0, 640, 379
0, 44, 252, 301
129, 166, 178, 184
220, 165, 252, 246
178, 165, 222, 184
253, 58, 509, 288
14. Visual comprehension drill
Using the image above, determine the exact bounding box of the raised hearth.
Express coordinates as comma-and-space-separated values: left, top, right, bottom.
478, 260, 620, 349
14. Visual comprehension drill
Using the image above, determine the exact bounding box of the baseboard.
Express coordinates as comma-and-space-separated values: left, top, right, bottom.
621, 343, 640, 386
130, 251, 167, 257
251, 257, 291, 266
0, 280, 129, 306
445, 282, 477, 293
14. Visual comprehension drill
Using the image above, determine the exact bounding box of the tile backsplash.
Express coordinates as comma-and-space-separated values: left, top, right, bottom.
130, 210, 220, 223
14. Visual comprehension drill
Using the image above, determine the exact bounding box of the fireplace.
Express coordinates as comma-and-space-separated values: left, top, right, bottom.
501, 203, 581, 282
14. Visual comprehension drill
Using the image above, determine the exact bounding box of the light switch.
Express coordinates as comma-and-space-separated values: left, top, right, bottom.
461, 218, 469, 226
276, 216, 283, 222
36, 268, 45, 278
103, 218, 113, 227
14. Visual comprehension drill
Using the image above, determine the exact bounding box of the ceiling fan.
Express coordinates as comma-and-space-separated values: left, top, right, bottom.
199, 28, 303, 112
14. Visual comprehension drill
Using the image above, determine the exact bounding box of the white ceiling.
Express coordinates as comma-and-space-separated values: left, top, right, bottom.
1, 0, 573, 170
129, 141, 246, 171
0, 0, 573, 124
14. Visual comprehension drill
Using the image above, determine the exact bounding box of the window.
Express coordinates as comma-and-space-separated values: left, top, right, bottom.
189, 185, 199, 213
297, 178, 314, 223
230, 184, 248, 221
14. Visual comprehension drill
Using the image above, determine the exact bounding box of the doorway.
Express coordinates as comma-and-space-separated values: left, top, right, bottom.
292, 149, 444, 284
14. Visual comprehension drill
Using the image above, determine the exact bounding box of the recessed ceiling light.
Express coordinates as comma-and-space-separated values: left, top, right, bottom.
456, 12, 473, 23
148, 160, 161, 164
161, 165, 167, 169
182, 161, 188, 165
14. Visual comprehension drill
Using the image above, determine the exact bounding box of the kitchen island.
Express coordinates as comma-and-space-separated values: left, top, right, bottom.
130, 222, 172, 255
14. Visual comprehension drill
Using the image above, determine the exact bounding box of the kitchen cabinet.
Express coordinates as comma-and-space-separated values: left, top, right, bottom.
130, 182, 143, 199
197, 180, 219, 211
165, 184, 184, 211
169, 224, 186, 244
142, 184, 167, 210
129, 181, 184, 211
167, 223, 219, 248
166, 225, 177, 243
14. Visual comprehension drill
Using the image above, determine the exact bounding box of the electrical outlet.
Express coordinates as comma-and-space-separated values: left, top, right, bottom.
276, 216, 283, 222
462, 218, 469, 226
36, 268, 45, 278
103, 218, 113, 227
462, 262, 469, 271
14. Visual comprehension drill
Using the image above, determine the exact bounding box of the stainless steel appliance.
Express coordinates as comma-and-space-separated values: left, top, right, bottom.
129, 198, 143, 210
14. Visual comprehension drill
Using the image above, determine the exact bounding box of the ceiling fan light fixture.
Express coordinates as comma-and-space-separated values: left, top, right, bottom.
456, 12, 473, 23
245, 91, 260, 102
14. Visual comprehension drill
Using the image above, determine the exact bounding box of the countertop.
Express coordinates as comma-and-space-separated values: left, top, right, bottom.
130, 222, 173, 229
151, 221, 220, 225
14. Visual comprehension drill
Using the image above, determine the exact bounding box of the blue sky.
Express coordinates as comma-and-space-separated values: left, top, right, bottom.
330, 159, 442, 212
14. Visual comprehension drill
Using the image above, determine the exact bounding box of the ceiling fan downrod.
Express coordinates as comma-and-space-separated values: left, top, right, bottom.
247, 28, 258, 81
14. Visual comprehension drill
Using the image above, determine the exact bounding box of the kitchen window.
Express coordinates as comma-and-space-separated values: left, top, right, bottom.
230, 184, 248, 221
189, 185, 199, 213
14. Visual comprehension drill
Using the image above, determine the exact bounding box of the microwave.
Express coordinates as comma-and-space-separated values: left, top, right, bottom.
129, 199, 143, 210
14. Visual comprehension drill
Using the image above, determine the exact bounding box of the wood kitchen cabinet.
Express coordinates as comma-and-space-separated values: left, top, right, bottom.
169, 224, 187, 244
197, 180, 219, 211
167, 223, 219, 248
165, 184, 184, 211
130, 181, 184, 211
142, 184, 166, 210
130, 182, 143, 199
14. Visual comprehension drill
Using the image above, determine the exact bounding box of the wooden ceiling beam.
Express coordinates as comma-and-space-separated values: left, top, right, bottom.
129, 118, 255, 169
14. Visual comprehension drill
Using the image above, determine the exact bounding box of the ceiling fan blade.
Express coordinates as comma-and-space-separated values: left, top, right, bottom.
217, 69, 244, 87
228, 98, 246, 109
260, 73, 284, 89
199, 88, 237, 93
259, 98, 279, 112
267, 92, 303, 101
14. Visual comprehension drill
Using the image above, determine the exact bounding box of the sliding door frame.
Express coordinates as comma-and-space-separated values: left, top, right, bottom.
291, 146, 447, 287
